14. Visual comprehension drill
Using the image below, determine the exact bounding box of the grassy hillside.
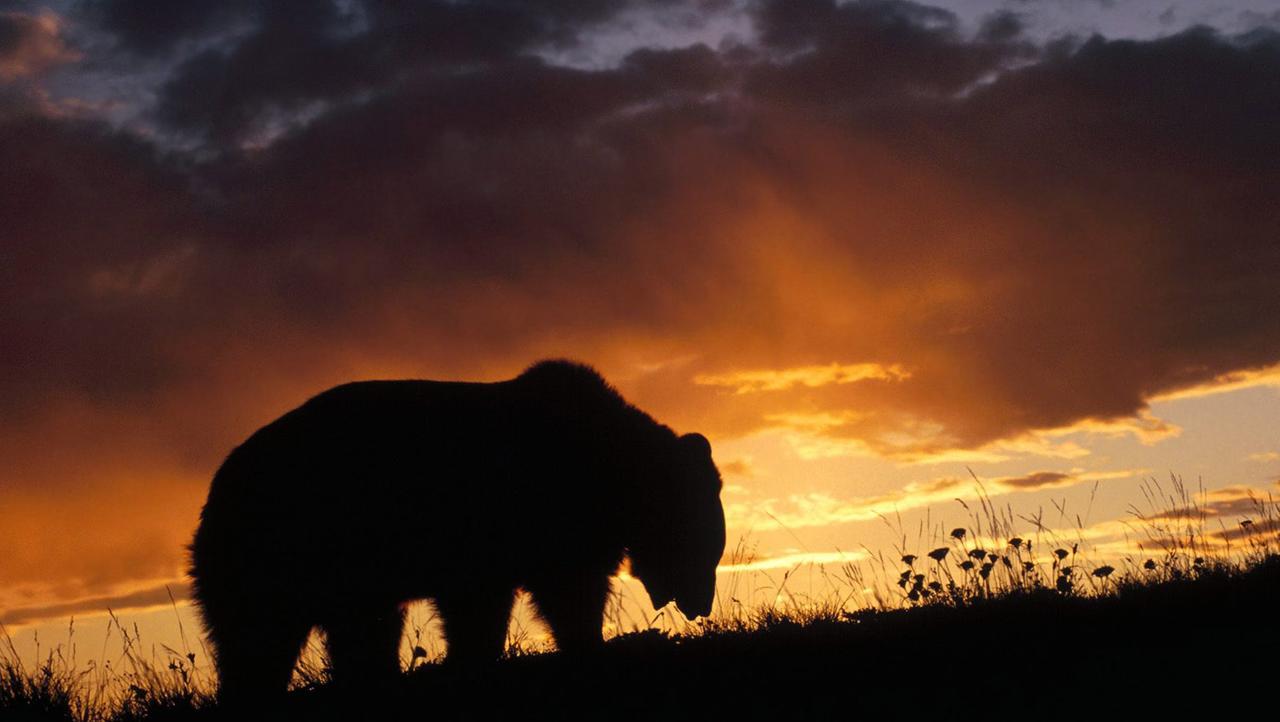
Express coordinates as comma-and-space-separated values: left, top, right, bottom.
4, 553, 1277, 721
339, 557, 1280, 720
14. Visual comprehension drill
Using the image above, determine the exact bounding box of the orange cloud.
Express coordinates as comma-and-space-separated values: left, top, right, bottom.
0, 11, 77, 81
694, 363, 910, 394
717, 550, 868, 574
725, 468, 1142, 532
1150, 363, 1280, 403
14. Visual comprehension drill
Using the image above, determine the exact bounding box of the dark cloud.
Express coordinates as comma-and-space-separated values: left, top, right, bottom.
88, 0, 254, 56
6, 4, 1280, 451
1000, 472, 1073, 490
92, 0, 639, 57
150, 1, 375, 141
0, 582, 191, 626
4, 0, 1280, 608
0, 113, 199, 415
977, 10, 1025, 44
1148, 486, 1273, 522
87, 0, 691, 142
749, 0, 1033, 110
1212, 518, 1280, 544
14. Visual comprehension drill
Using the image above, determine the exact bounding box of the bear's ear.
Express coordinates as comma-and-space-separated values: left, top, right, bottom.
679, 432, 712, 459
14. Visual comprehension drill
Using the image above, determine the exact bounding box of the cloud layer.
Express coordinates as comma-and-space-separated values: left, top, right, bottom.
3, 0, 1280, 618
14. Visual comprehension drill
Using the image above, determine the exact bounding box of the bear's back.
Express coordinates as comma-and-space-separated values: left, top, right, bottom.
195, 363, 668, 570
204, 378, 526, 516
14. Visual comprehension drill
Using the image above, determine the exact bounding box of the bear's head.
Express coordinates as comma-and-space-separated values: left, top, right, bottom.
628, 432, 726, 620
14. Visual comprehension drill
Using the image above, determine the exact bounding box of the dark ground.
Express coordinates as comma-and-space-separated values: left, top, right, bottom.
6, 559, 1277, 721
256, 557, 1278, 721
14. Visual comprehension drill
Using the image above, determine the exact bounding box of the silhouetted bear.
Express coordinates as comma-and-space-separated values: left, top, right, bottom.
189, 360, 725, 702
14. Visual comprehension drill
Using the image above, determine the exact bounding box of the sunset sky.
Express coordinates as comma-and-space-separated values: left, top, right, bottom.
4, 0, 1280, 662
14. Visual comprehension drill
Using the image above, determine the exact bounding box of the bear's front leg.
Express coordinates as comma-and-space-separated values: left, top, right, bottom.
436, 586, 517, 666
527, 574, 611, 654
321, 604, 406, 688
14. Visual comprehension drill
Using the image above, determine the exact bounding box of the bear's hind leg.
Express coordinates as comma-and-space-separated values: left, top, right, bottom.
321, 605, 406, 688
435, 587, 516, 666
205, 607, 311, 706
527, 574, 610, 654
